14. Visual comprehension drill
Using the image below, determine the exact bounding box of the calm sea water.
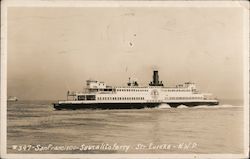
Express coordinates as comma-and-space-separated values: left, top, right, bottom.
7, 100, 244, 154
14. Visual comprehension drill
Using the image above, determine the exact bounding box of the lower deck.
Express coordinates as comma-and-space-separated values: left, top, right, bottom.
53, 101, 219, 110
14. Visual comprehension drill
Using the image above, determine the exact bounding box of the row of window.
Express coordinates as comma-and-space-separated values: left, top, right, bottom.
97, 97, 145, 100
96, 89, 113, 92
168, 97, 203, 100
116, 89, 148, 92
78, 95, 95, 101
116, 89, 194, 92
162, 89, 193, 92
147, 100, 162, 102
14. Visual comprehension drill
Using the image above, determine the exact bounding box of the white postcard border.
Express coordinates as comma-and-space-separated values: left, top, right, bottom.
1, 0, 249, 159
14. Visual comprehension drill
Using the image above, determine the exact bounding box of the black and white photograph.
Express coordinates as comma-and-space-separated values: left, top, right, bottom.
1, 0, 249, 158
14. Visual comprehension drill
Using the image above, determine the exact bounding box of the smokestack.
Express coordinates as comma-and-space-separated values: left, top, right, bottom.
149, 70, 164, 86
153, 71, 159, 85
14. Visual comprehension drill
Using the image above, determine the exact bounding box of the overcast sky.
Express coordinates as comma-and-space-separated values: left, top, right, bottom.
7, 7, 244, 102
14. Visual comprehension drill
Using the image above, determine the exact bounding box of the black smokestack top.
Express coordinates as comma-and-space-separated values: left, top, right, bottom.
149, 70, 164, 86
153, 71, 159, 85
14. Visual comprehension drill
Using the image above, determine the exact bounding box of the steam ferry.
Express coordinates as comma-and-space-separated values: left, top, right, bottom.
53, 70, 219, 110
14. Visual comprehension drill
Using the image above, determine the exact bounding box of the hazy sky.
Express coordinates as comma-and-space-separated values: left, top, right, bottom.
7, 7, 244, 101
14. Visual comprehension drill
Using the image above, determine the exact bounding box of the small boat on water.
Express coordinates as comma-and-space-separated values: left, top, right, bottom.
7, 96, 18, 102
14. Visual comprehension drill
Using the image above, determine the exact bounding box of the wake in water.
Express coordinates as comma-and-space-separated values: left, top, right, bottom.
177, 105, 188, 108
156, 103, 171, 109
152, 104, 242, 109
192, 104, 242, 109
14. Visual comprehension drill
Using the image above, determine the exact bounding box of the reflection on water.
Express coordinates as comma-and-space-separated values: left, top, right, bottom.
7, 101, 244, 154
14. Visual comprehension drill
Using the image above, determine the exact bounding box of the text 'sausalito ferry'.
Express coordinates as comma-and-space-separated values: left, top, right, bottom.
53, 71, 219, 110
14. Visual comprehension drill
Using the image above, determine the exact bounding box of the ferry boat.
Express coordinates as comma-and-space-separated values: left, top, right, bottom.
53, 70, 219, 110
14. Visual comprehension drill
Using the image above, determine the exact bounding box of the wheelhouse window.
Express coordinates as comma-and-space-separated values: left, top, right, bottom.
86, 95, 96, 100
78, 95, 86, 100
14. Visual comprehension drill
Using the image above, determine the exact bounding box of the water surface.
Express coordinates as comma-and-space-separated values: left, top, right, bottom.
7, 101, 244, 154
